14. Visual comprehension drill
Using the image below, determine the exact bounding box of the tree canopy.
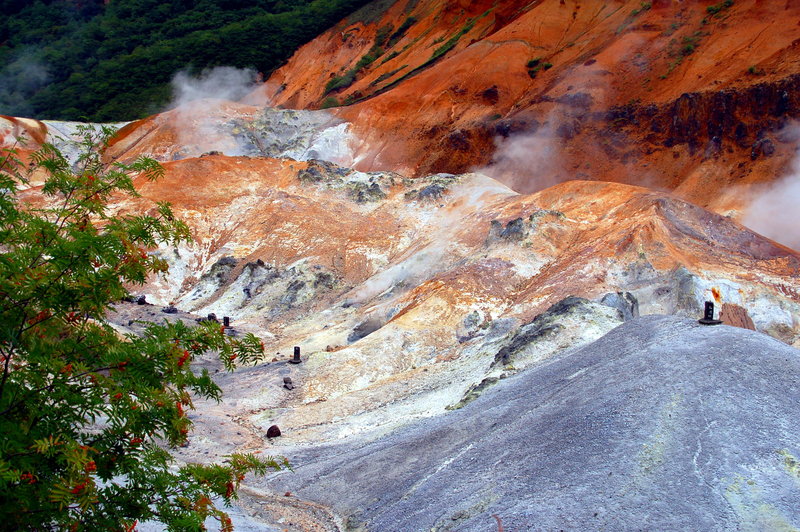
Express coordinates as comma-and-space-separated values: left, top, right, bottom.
0, 0, 375, 121
0, 128, 287, 529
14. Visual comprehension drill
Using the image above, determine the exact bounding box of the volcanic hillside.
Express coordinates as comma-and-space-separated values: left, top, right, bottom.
73, 0, 800, 247
2, 0, 800, 529
260, 0, 800, 213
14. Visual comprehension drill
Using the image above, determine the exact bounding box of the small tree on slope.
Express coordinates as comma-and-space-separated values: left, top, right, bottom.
0, 127, 286, 530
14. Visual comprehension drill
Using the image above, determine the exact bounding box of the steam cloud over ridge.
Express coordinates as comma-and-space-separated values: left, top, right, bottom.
169, 67, 260, 109
743, 135, 800, 251
0, 49, 50, 118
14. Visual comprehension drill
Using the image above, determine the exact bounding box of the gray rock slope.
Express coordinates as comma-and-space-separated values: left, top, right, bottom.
266, 315, 800, 531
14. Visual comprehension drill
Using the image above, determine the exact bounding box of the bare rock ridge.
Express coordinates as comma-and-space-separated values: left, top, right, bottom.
267, 316, 800, 531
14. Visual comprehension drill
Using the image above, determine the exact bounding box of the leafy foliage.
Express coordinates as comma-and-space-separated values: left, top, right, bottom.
0, 127, 287, 529
526, 58, 552, 79
430, 18, 477, 61
706, 0, 734, 16
387, 17, 416, 49
0, 0, 375, 121
324, 23, 393, 95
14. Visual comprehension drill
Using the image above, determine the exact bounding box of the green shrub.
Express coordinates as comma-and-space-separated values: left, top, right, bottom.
431, 19, 477, 60
707, 0, 734, 15
0, 127, 287, 529
325, 72, 356, 94
527, 58, 552, 78
387, 17, 417, 48
631, 2, 652, 16
321, 96, 340, 108
680, 31, 703, 56
325, 22, 393, 95
372, 65, 408, 86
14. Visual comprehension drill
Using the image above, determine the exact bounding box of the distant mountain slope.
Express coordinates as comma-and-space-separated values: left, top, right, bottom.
261, 0, 800, 213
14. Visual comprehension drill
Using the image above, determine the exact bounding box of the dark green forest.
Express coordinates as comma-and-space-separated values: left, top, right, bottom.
0, 0, 375, 121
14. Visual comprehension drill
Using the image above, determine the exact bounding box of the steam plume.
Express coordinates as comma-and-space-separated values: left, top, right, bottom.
477, 124, 565, 194
165, 67, 261, 157
169, 67, 260, 109
742, 138, 800, 251
349, 175, 515, 303
0, 49, 50, 118
163, 67, 355, 163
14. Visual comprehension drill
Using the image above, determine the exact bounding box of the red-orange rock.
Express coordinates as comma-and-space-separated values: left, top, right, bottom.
260, 0, 800, 214
719, 303, 757, 331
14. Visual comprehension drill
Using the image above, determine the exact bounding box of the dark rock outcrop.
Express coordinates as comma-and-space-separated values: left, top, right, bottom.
600, 291, 639, 321
348, 317, 384, 343
615, 74, 800, 153
492, 296, 590, 367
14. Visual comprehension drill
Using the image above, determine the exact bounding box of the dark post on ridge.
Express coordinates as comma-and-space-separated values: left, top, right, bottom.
223, 316, 230, 327
699, 301, 722, 325
289, 346, 302, 364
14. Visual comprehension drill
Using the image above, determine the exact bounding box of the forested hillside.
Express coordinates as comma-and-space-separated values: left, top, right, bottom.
0, 0, 374, 121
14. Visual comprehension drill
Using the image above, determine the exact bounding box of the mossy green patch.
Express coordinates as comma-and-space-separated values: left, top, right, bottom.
637, 392, 682, 477
779, 449, 800, 481
447, 377, 500, 410
724, 475, 799, 532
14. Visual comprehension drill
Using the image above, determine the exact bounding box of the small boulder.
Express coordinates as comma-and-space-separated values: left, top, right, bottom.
266, 425, 281, 438
719, 303, 756, 331
418, 183, 445, 200
500, 217, 526, 240
161, 306, 178, 314
348, 317, 383, 343
283, 377, 294, 390
599, 292, 639, 321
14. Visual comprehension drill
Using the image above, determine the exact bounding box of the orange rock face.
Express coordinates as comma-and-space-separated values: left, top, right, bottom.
0, 115, 48, 167
89, 155, 798, 346
719, 302, 757, 331
19, 148, 779, 448
263, 0, 800, 214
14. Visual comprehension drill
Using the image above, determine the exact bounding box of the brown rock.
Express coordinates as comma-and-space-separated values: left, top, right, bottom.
267, 425, 281, 438
719, 303, 757, 331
